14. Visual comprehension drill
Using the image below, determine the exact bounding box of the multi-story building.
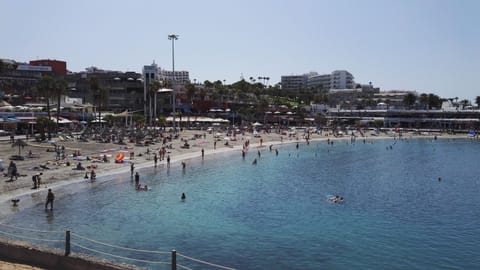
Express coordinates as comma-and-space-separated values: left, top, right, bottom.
158, 69, 190, 85
0, 58, 68, 105
330, 70, 354, 89
280, 75, 308, 90
307, 74, 331, 90
282, 70, 355, 91
142, 61, 190, 85
66, 69, 144, 112
29, 59, 67, 75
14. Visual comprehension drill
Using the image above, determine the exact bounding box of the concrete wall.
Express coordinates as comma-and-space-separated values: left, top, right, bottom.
0, 238, 145, 270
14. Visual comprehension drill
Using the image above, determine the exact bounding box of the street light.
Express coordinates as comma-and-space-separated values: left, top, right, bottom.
168, 34, 179, 132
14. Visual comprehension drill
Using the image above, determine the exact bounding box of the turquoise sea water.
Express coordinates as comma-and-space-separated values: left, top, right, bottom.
3, 138, 480, 269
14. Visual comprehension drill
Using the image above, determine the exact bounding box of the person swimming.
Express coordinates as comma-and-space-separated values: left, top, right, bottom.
136, 184, 149, 191
11, 198, 20, 206
181, 192, 186, 200
329, 195, 344, 203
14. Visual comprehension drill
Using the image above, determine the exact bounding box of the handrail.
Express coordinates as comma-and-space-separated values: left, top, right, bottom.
177, 252, 236, 270
71, 242, 171, 265
70, 232, 170, 254
0, 222, 236, 270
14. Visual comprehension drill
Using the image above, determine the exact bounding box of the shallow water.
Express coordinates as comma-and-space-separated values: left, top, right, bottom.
3, 138, 480, 269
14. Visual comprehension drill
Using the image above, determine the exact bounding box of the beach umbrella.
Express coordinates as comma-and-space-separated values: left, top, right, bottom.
12, 139, 28, 156
0, 105, 14, 112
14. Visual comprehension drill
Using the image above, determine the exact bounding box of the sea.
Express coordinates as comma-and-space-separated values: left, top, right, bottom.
2, 137, 480, 270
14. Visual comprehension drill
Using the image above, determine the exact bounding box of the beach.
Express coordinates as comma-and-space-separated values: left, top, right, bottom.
1, 128, 458, 205
0, 128, 462, 269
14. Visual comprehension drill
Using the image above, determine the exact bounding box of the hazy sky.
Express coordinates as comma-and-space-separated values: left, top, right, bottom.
1, 0, 479, 101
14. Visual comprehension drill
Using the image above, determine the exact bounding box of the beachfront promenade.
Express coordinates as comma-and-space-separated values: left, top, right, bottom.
0, 127, 466, 269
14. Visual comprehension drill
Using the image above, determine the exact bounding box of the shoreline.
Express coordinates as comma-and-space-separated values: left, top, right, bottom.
0, 129, 475, 270
0, 130, 471, 218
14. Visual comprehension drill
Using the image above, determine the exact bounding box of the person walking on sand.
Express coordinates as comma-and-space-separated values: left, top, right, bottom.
32, 174, 38, 189
130, 163, 135, 176
36, 173, 43, 187
45, 189, 54, 210
167, 155, 171, 168
154, 154, 158, 167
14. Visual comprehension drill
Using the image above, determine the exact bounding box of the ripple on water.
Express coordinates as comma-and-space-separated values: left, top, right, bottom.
2, 139, 480, 270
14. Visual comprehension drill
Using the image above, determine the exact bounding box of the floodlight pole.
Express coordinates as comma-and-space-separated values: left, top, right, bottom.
168, 34, 178, 132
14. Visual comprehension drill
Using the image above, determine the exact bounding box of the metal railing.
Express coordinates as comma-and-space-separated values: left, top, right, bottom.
0, 222, 235, 270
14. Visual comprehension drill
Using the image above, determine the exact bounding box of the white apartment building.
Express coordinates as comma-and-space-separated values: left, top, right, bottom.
282, 70, 355, 91
158, 69, 190, 85
280, 75, 308, 90
142, 61, 190, 85
307, 74, 331, 90
330, 70, 354, 89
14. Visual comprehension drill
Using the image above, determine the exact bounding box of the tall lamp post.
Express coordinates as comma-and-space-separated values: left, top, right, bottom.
168, 34, 178, 132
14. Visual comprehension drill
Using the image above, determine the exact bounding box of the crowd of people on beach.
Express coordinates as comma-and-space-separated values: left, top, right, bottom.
4, 125, 462, 214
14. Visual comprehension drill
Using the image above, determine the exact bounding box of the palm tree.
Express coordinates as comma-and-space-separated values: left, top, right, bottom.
0, 59, 5, 73
403, 93, 417, 109
90, 77, 108, 128
35, 117, 54, 141
419, 93, 429, 109
454, 97, 459, 109
147, 80, 161, 126
460, 99, 471, 110
185, 82, 196, 106
37, 76, 55, 140
54, 78, 68, 130
12, 139, 28, 156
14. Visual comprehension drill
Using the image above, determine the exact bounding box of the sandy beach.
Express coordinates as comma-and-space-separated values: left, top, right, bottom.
0, 128, 463, 269
0, 128, 459, 206
0, 129, 306, 204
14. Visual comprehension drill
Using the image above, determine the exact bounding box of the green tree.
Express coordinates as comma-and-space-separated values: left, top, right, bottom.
53, 78, 68, 129
460, 99, 471, 110
12, 139, 28, 156
37, 76, 55, 140
185, 82, 196, 103
403, 93, 417, 109
147, 80, 161, 125
204, 80, 214, 88
427, 94, 442, 109
90, 77, 108, 128
476, 96, 480, 108
419, 93, 429, 109
35, 117, 55, 141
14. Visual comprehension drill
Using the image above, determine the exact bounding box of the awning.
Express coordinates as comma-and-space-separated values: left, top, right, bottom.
51, 117, 73, 124
7, 116, 19, 122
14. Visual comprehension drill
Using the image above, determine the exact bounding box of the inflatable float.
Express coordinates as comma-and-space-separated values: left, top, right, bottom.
115, 153, 125, 163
